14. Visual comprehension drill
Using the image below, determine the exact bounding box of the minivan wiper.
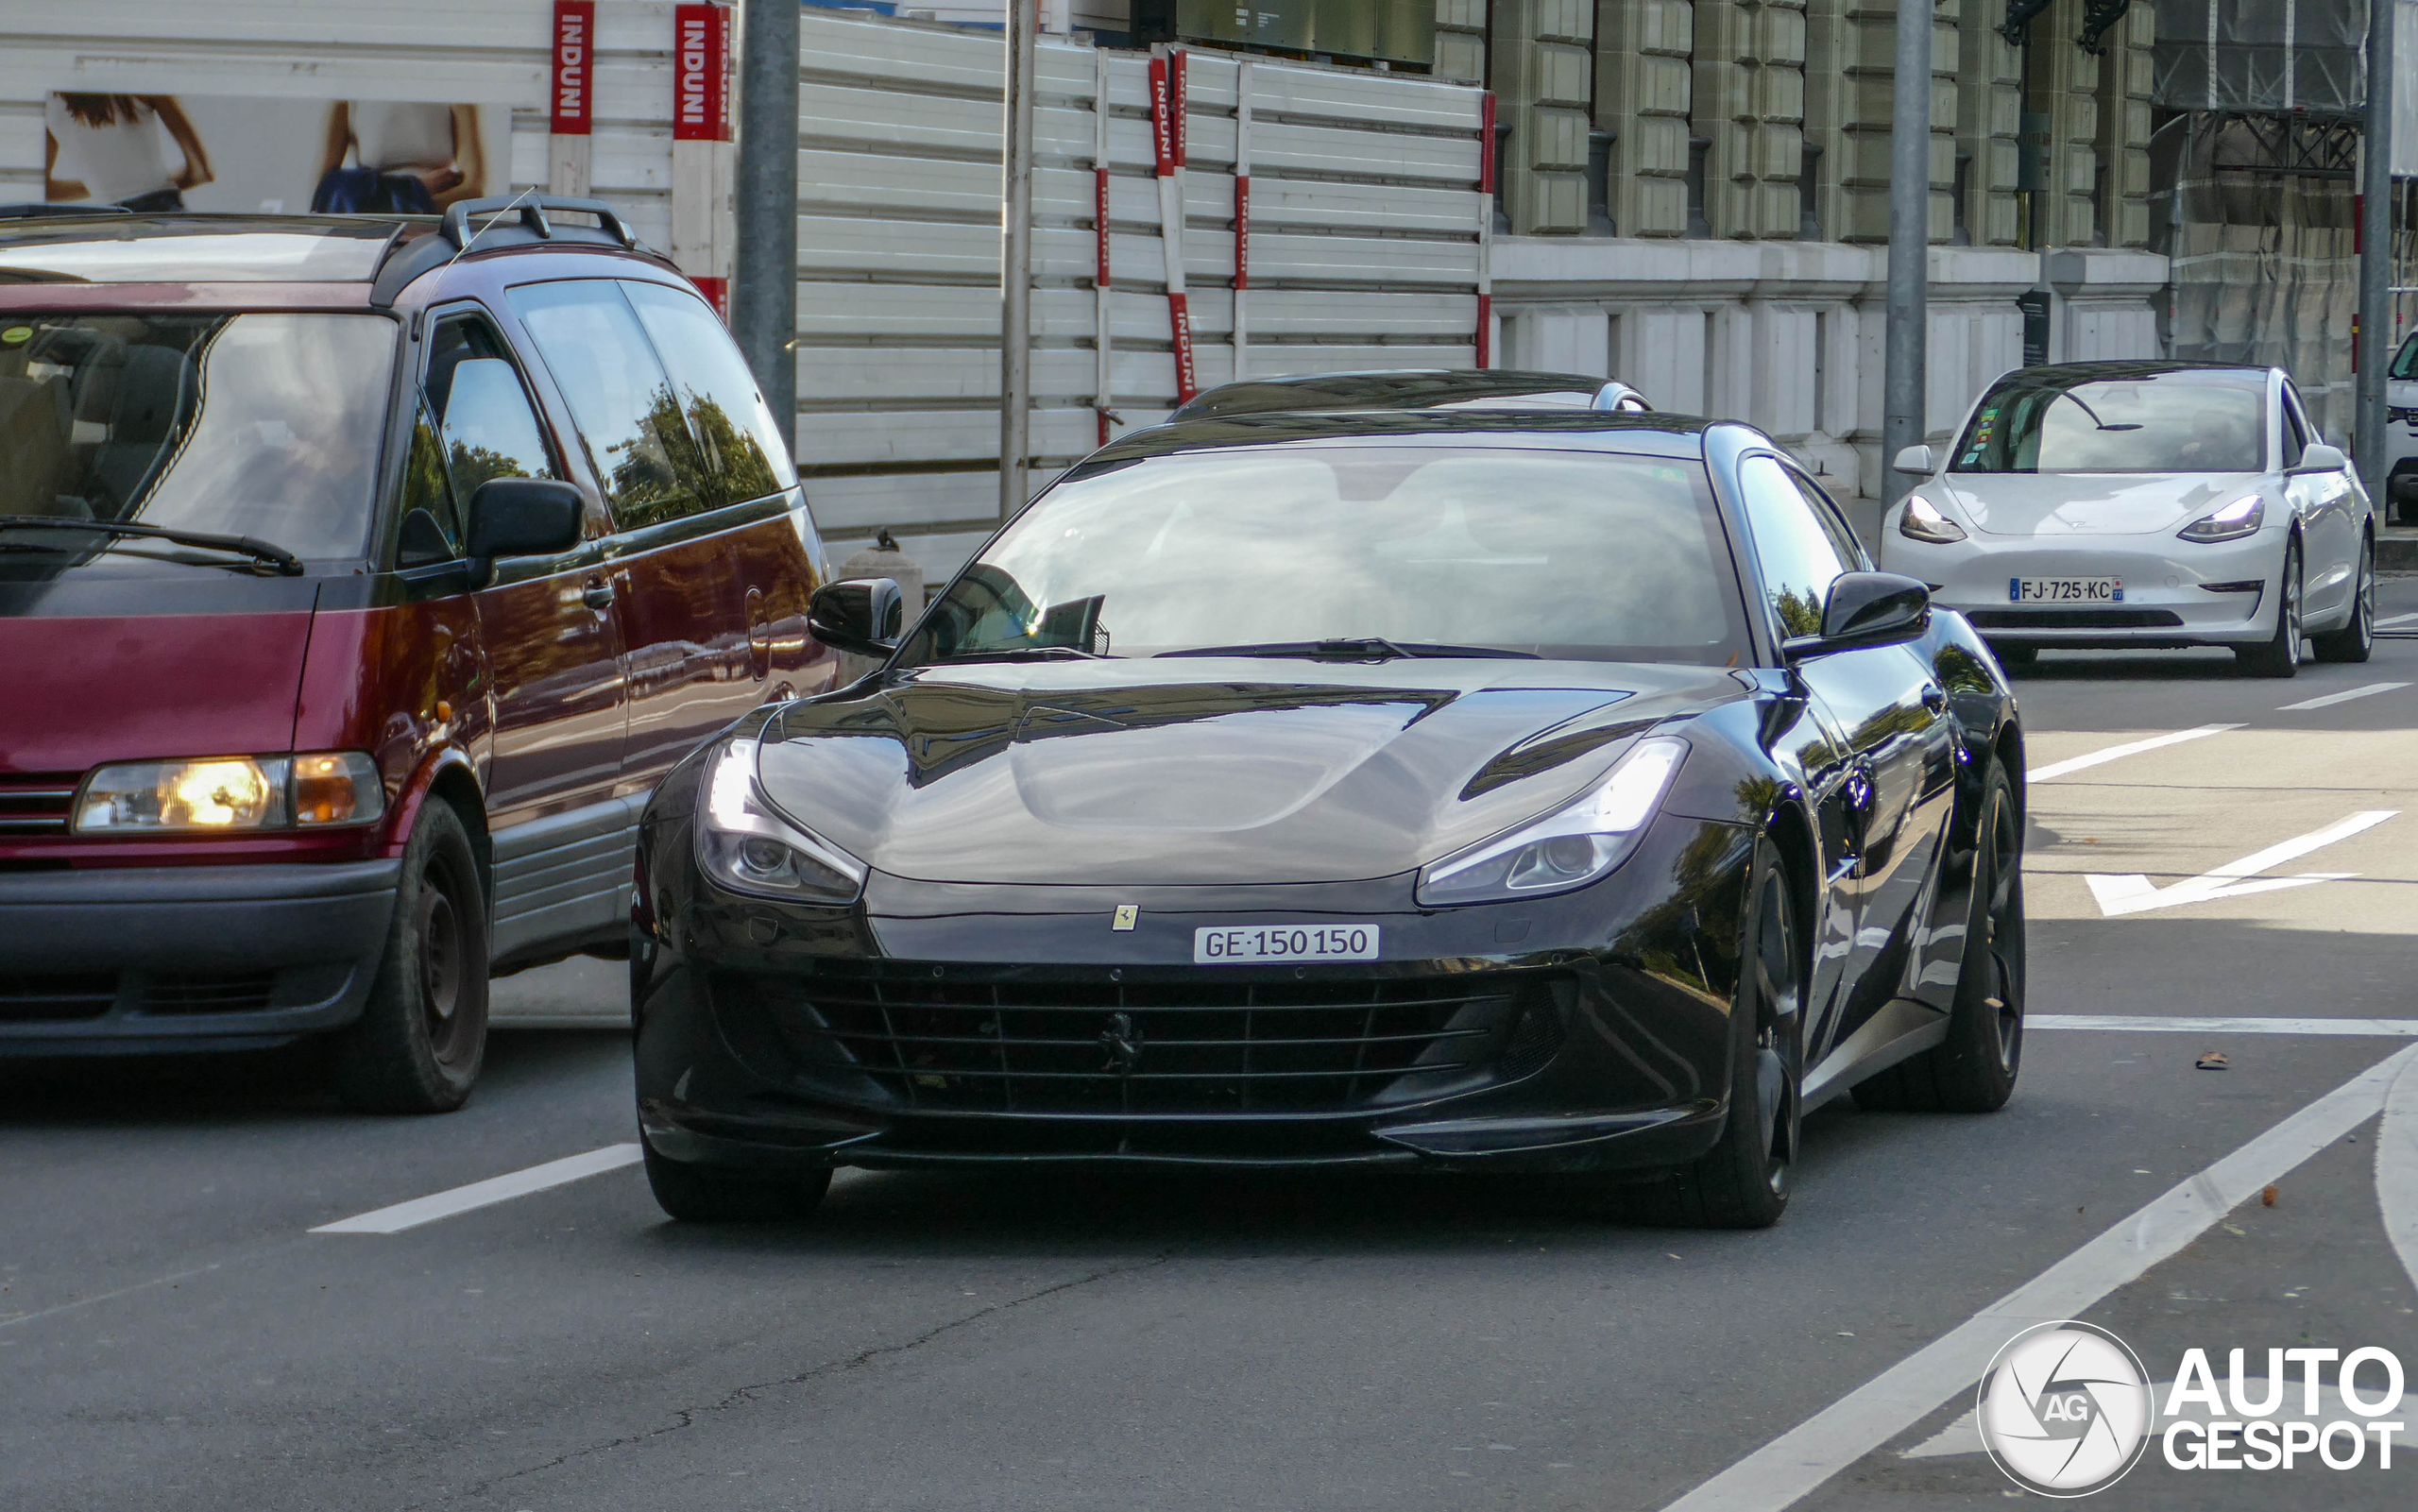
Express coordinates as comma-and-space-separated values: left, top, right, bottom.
0, 516, 306, 575
927, 645, 1114, 664
1157, 638, 1541, 661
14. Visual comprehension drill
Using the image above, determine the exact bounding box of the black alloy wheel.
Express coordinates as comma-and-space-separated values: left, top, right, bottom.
2238, 535, 2304, 678
642, 1141, 834, 1223
2312, 535, 2375, 664
1666, 840, 1802, 1230
331, 799, 491, 1113
1852, 756, 2026, 1113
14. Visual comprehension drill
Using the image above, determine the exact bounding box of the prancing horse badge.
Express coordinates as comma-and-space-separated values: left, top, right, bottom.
1111, 904, 1138, 931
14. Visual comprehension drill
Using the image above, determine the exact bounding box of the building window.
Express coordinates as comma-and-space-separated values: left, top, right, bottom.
1951, 150, 1972, 246
1686, 137, 1711, 240
1796, 144, 1824, 242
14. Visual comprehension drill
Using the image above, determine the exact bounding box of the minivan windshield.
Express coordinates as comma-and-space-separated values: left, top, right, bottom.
1950, 366, 2268, 475
897, 445, 1751, 666
0, 312, 396, 568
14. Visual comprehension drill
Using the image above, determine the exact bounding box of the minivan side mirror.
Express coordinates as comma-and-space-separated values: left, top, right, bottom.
1892, 444, 1936, 476
2291, 442, 2349, 475
808, 577, 905, 656
465, 477, 584, 566
1781, 571, 1932, 663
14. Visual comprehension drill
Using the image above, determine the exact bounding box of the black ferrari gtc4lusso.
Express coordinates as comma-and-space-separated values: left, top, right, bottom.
632, 411, 2028, 1229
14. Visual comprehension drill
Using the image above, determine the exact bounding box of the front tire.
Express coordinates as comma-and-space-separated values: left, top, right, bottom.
1851, 758, 2025, 1113
2312, 535, 2375, 663
2237, 535, 2304, 678
643, 1143, 832, 1223
330, 799, 490, 1113
1666, 841, 1802, 1230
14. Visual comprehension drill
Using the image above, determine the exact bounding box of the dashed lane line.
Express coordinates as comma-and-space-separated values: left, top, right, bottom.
1657, 1043, 2418, 1512
2026, 723, 2243, 784
2032, 1014, 2418, 1036
2278, 680, 2410, 711
310, 1144, 641, 1235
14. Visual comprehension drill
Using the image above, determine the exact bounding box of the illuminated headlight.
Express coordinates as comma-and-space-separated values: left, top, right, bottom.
72, 752, 383, 834
2177, 493, 2264, 542
1898, 495, 1967, 544
1417, 737, 1688, 907
696, 738, 865, 905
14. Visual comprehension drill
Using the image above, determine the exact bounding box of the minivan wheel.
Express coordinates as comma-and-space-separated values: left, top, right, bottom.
2312, 535, 2375, 664
2237, 536, 2303, 678
331, 799, 489, 1113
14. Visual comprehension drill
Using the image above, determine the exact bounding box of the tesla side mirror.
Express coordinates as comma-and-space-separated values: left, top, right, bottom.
465, 477, 584, 562
1782, 571, 1932, 663
1891, 444, 1936, 476
809, 576, 905, 656
2291, 442, 2349, 475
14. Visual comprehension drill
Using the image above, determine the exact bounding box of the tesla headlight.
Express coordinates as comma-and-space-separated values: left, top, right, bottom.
2177, 493, 2264, 542
1898, 495, 1967, 544
72, 752, 383, 833
1417, 737, 1688, 907
696, 738, 865, 905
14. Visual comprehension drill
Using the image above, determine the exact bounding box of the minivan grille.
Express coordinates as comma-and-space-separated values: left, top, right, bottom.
0, 974, 117, 1021
0, 972, 282, 1022
719, 967, 1564, 1115
140, 973, 279, 1015
0, 773, 79, 836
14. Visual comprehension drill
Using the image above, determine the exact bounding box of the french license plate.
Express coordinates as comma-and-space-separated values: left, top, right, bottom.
2010, 576, 2122, 604
1194, 923, 1380, 965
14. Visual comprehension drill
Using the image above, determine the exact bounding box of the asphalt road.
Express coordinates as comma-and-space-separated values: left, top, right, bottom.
9, 593, 2418, 1512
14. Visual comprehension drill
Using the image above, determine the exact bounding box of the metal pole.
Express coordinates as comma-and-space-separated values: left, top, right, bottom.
733, 0, 800, 444
1882, 0, 1933, 510
999, 0, 1038, 518
2358, 0, 2394, 502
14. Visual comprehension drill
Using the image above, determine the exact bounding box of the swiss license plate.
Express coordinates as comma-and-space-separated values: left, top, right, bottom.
1194, 923, 1380, 965
2010, 576, 2122, 603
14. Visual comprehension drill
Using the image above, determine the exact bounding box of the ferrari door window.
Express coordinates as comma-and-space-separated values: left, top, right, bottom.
1737, 454, 1848, 639
903, 446, 1753, 665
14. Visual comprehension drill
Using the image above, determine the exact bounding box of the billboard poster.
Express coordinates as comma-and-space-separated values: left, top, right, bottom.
42, 94, 512, 216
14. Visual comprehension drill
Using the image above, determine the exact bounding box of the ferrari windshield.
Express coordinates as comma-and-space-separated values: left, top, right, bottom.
1950, 367, 2268, 475
0, 312, 396, 568
900, 444, 1752, 665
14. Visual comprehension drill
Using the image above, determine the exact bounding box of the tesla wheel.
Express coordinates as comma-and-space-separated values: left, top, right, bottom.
1851, 758, 2025, 1114
2237, 535, 2303, 678
1666, 839, 1802, 1230
331, 799, 490, 1113
642, 1143, 832, 1223
2312, 535, 2375, 664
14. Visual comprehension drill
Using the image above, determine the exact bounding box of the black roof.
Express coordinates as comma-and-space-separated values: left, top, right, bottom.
1168, 368, 1649, 421
1074, 409, 1716, 478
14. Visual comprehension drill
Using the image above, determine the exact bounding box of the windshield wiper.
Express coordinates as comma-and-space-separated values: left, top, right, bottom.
0, 516, 306, 575
1157, 637, 1541, 661
927, 645, 1114, 664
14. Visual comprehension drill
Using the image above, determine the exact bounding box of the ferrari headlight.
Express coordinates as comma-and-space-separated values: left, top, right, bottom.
1898, 495, 1967, 544
2177, 493, 2264, 542
72, 752, 383, 833
696, 738, 865, 905
1417, 737, 1688, 907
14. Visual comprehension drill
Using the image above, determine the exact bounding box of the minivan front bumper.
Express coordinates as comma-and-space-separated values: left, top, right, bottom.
0, 860, 400, 1054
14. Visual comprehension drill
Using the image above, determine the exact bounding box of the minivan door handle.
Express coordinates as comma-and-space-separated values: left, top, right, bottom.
581, 578, 615, 612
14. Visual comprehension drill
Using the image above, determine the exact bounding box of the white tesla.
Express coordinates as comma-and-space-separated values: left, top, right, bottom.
1879, 361, 2375, 677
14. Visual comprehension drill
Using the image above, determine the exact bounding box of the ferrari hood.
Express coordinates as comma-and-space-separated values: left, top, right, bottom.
756, 658, 1745, 886
1937, 471, 2263, 537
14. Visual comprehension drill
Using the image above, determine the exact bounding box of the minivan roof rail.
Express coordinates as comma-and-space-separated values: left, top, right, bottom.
370, 195, 650, 309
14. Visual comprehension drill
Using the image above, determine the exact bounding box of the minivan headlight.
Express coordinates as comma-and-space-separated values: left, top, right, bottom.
73, 752, 383, 833
1899, 495, 1967, 544
2177, 494, 2264, 542
1417, 737, 1688, 907
696, 738, 866, 905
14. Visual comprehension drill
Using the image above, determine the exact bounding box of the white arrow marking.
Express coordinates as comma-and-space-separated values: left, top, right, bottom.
2084, 809, 2397, 916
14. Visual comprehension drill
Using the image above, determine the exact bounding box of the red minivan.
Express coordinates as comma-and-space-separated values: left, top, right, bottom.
0, 200, 836, 1110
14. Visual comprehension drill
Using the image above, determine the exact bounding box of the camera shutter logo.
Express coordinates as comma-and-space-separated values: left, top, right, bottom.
1977, 1321, 2154, 1496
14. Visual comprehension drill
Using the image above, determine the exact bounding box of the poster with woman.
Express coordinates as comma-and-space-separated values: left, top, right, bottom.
44, 93, 509, 216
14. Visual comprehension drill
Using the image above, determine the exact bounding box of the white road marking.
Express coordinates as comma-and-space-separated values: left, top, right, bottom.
2026, 723, 2242, 783
2379, 1055, 2418, 1296
1657, 1043, 2418, 1512
2083, 809, 2396, 916
310, 1144, 641, 1235
2032, 1014, 2418, 1036
2277, 680, 2410, 711
1904, 1380, 2373, 1459
2375, 611, 2418, 628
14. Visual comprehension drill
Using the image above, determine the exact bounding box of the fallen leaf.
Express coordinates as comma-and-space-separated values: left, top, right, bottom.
2196, 1050, 2230, 1070
2261, 1184, 2279, 1208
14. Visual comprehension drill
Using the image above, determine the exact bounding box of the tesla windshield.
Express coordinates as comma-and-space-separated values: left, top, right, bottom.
901, 445, 1752, 665
0, 312, 396, 569
1950, 367, 2266, 474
